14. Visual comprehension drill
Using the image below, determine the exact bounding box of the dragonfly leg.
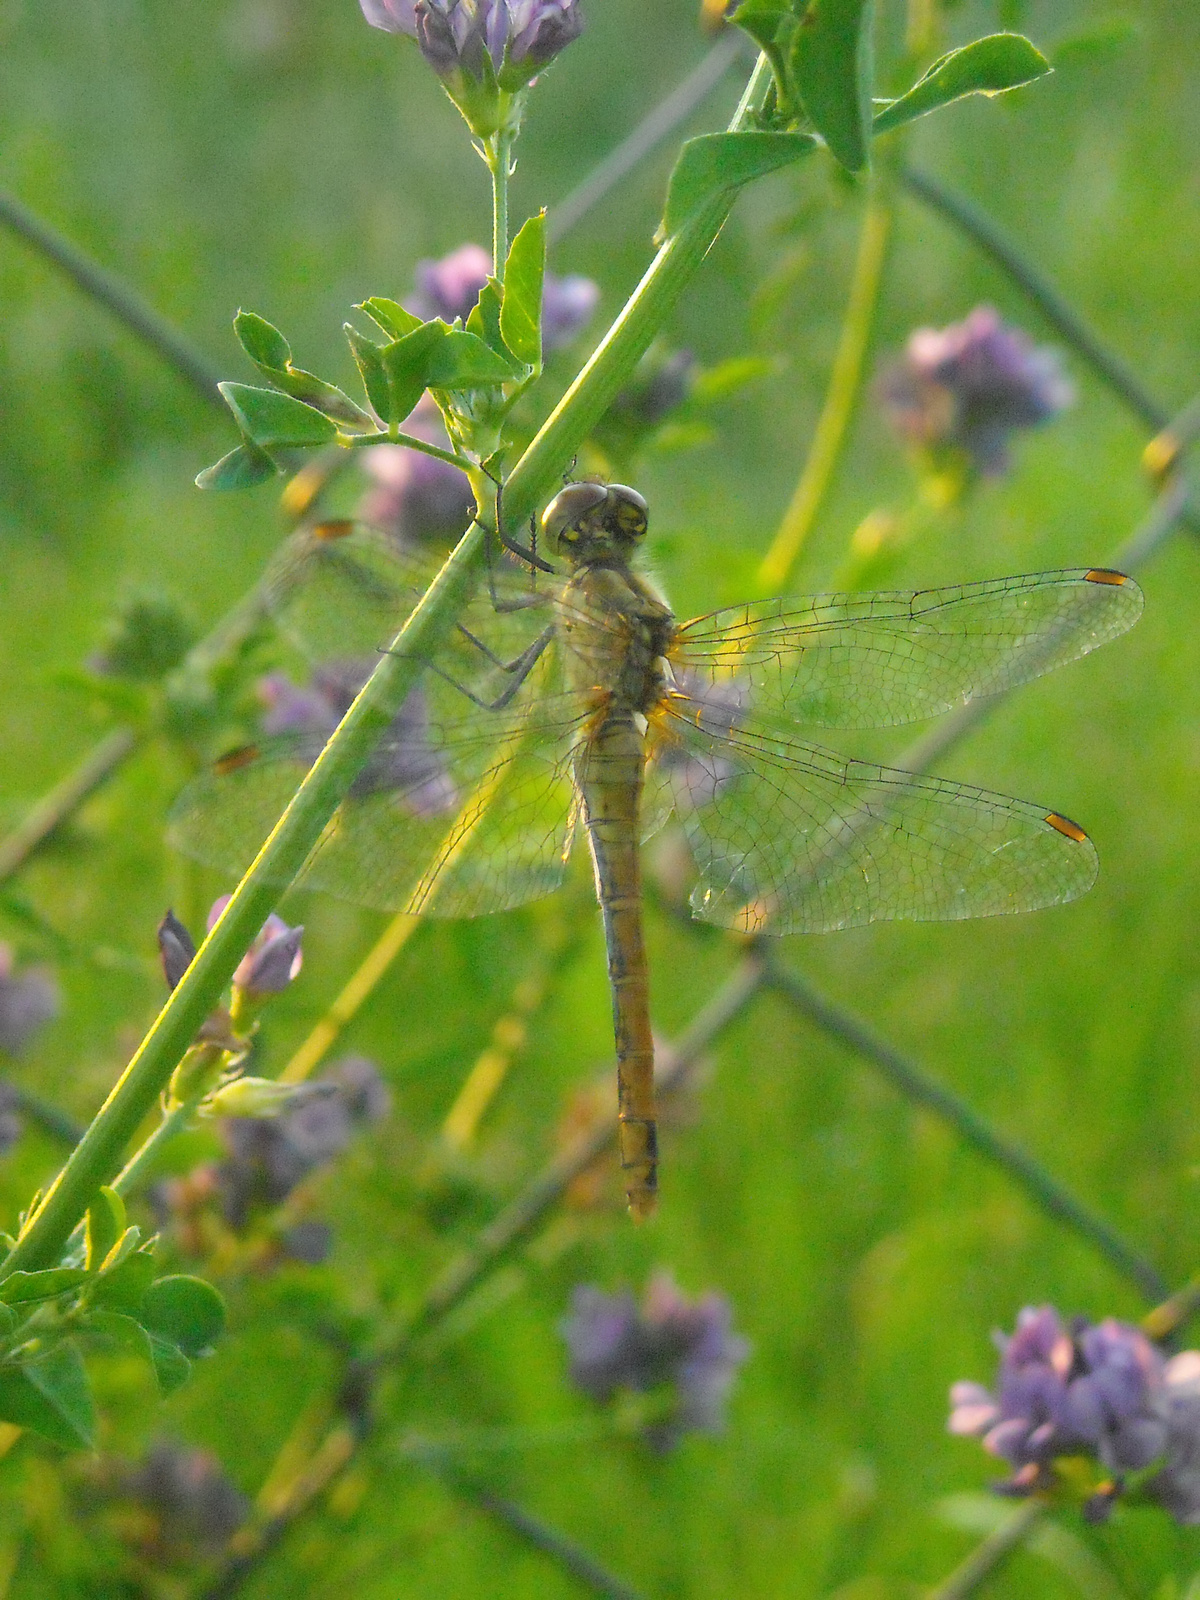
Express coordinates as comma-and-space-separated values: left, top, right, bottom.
489, 470, 555, 585
427, 623, 554, 712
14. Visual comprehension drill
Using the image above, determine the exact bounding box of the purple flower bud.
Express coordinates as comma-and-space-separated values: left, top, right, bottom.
157, 913, 197, 993
879, 306, 1073, 478
206, 899, 304, 997
362, 0, 582, 87
1148, 1352, 1200, 1524
0, 946, 59, 1057
360, 0, 417, 30
540, 271, 599, 352
561, 1272, 749, 1450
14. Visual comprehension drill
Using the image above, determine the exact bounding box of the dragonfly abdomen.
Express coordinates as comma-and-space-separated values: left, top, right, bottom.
576, 711, 658, 1221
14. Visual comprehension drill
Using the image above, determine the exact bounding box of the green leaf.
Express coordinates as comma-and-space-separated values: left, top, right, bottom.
0, 1268, 90, 1305
380, 320, 446, 421
90, 1247, 157, 1314
426, 329, 519, 389
218, 383, 340, 450
728, 0, 797, 103
0, 1342, 95, 1449
662, 131, 817, 235
466, 278, 507, 358
499, 212, 545, 367
358, 296, 423, 341
234, 309, 291, 370
872, 33, 1050, 136
98, 1224, 143, 1274
195, 441, 279, 491
84, 1187, 125, 1273
790, 0, 875, 172
691, 355, 773, 402
146, 1332, 191, 1395
139, 1274, 226, 1357
344, 323, 391, 422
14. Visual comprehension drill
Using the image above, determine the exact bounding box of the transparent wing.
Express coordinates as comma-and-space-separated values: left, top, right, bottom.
168, 668, 591, 918
669, 570, 1142, 730
644, 699, 1098, 934
266, 519, 560, 688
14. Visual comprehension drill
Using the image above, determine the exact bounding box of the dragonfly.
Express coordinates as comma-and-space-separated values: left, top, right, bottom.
169, 481, 1143, 1219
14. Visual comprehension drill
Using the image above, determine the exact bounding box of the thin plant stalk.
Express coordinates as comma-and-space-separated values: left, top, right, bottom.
763, 957, 1169, 1303
0, 727, 140, 889
547, 30, 745, 245
758, 186, 893, 593
0, 55, 770, 1281
436, 1468, 648, 1600
487, 128, 513, 280
927, 1500, 1045, 1600
0, 190, 227, 410
900, 166, 1169, 436
278, 908, 420, 1084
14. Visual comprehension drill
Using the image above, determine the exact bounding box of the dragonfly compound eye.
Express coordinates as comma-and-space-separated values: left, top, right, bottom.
605, 484, 649, 541
541, 481, 612, 553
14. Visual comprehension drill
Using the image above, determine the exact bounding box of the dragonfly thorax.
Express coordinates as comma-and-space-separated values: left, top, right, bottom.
541, 481, 649, 569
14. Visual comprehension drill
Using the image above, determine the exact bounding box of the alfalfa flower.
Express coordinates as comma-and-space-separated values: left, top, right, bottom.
879, 306, 1072, 480
562, 1272, 749, 1450
950, 1304, 1200, 1523
359, 1, 584, 136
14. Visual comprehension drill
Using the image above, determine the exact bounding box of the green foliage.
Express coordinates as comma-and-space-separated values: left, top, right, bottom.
788, 0, 875, 172
139, 1274, 226, 1357
499, 212, 547, 368
663, 132, 816, 234
872, 34, 1051, 137
0, 1342, 94, 1449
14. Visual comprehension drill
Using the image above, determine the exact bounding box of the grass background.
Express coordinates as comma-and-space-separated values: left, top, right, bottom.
0, 0, 1198, 1594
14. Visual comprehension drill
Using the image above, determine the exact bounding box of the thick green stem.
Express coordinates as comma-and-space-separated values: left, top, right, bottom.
0, 56, 769, 1280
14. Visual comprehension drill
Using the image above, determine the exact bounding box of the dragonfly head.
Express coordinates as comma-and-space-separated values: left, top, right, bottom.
540, 482, 648, 569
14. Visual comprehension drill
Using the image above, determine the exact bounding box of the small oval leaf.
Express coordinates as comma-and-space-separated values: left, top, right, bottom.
218, 383, 340, 450
0, 1268, 90, 1305
140, 1274, 226, 1357
234, 309, 292, 371
195, 442, 279, 491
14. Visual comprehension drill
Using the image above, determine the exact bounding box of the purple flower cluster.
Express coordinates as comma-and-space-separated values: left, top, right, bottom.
949, 1305, 1200, 1522
409, 241, 598, 351
119, 1439, 248, 1562
360, 0, 583, 90
257, 662, 458, 815
879, 306, 1072, 478
561, 1272, 749, 1450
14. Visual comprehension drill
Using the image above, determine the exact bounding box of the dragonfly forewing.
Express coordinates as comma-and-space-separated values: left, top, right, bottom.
670, 569, 1143, 731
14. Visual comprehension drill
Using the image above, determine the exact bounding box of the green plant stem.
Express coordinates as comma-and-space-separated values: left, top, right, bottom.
488, 129, 513, 280
758, 184, 893, 593
927, 1500, 1044, 1600
763, 958, 1169, 1302
901, 166, 1167, 434
0, 56, 770, 1282
0, 727, 141, 889
436, 1468, 648, 1600
345, 430, 472, 469
0, 189, 226, 412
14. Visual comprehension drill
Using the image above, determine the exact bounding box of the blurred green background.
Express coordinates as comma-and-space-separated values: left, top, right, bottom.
1, 0, 1198, 1594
